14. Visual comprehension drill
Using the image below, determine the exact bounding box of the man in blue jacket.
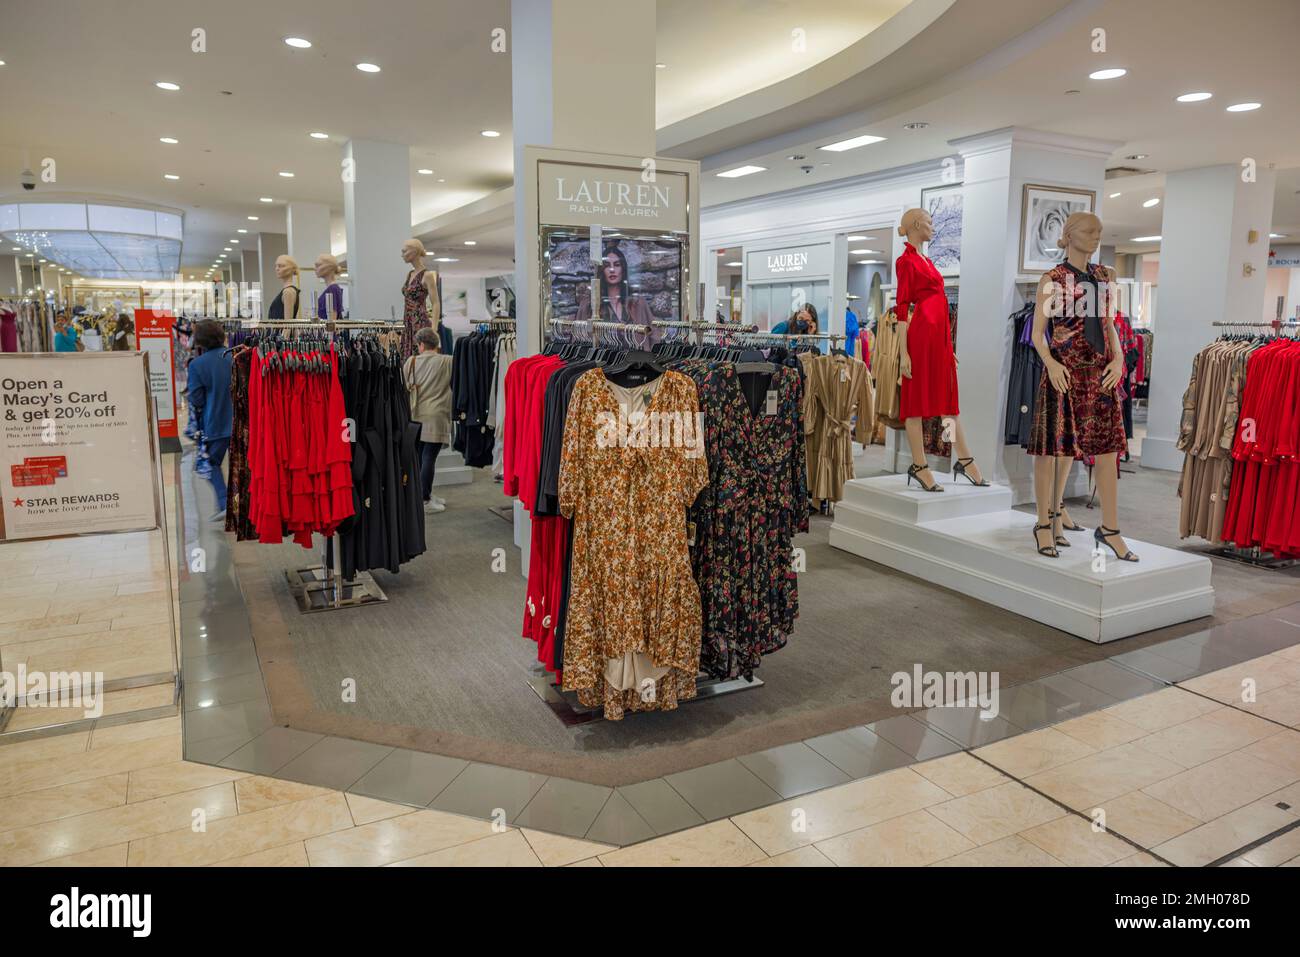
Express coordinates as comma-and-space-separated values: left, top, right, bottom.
187, 320, 233, 521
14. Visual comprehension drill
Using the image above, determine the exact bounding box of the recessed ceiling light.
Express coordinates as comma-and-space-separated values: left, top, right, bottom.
1270, 233, 1286, 239
850, 248, 882, 255
417, 168, 434, 175
437, 178, 445, 183
164, 173, 180, 180
717, 165, 766, 178
259, 197, 274, 203
1143, 198, 1160, 208
1063, 89, 1081, 95
1176, 91, 1212, 103
1126, 154, 1148, 160
230, 239, 240, 243
846, 235, 868, 241
223, 247, 231, 252
278, 171, 294, 178
902, 122, 929, 130
1226, 102, 1261, 112
464, 241, 477, 246
155, 81, 180, 91
655, 63, 667, 69
10, 248, 19, 252
159, 136, 179, 144
0, 61, 6, 67
309, 131, 329, 139
247, 216, 258, 221
725, 262, 743, 267
857, 260, 884, 265
1089, 68, 1127, 80
1109, 192, 1122, 198
24, 254, 32, 258
480, 130, 501, 137
284, 37, 312, 49
434, 257, 459, 262
1131, 235, 1162, 242
237, 229, 248, 234
819, 134, 886, 152
355, 62, 381, 73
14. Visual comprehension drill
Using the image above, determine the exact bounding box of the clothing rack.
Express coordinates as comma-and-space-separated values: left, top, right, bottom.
1211, 320, 1300, 333
728, 329, 848, 349
652, 319, 759, 345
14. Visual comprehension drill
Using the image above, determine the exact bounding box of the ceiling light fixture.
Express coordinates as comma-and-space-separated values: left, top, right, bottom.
247, 216, 258, 221
155, 81, 180, 91
1176, 91, 1212, 102
436, 178, 445, 183
463, 241, 477, 246
846, 235, 868, 242
1089, 68, 1127, 80
850, 249, 883, 255
278, 171, 294, 177
433, 257, 458, 263
902, 122, 929, 131
230, 239, 240, 243
1126, 154, 1148, 160
819, 134, 886, 152
223, 247, 231, 251
857, 260, 884, 265
716, 165, 766, 178
159, 136, 179, 145
1226, 102, 1261, 112
1131, 235, 1162, 242
237, 228, 247, 233
1109, 192, 1122, 198
1143, 198, 1160, 208
309, 131, 329, 139
480, 130, 501, 137
164, 173, 180, 180
655, 63, 667, 69
724, 262, 743, 267
355, 62, 381, 73
1270, 233, 1286, 239
284, 37, 312, 49
417, 168, 434, 175
259, 197, 274, 203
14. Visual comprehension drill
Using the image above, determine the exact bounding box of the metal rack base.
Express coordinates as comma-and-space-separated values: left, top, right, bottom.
285, 565, 388, 613
526, 668, 764, 727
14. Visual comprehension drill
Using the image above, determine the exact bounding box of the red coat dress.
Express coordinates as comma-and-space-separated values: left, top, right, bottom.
896, 242, 959, 419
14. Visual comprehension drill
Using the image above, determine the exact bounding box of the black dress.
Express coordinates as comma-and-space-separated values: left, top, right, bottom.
268, 285, 300, 320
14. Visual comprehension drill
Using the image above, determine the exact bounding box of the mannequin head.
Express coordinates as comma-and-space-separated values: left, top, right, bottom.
314, 254, 341, 282
274, 255, 299, 284
898, 208, 934, 246
1057, 211, 1103, 257
401, 239, 427, 265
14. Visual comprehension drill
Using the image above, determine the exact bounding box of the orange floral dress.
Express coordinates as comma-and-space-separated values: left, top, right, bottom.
558, 368, 710, 719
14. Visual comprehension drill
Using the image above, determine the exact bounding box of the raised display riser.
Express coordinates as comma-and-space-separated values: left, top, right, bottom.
830, 475, 1214, 643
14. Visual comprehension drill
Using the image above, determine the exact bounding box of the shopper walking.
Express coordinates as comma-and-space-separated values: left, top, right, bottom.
187, 320, 234, 521
403, 326, 453, 513
53, 313, 83, 352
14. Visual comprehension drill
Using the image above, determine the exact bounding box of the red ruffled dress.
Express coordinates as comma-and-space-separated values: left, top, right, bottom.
895, 242, 959, 419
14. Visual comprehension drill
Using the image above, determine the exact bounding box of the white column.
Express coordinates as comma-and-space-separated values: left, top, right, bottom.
1286, 268, 1300, 321
343, 139, 412, 323
0, 255, 19, 296
1143, 165, 1275, 471
947, 127, 1117, 504
286, 201, 333, 268
256, 232, 287, 319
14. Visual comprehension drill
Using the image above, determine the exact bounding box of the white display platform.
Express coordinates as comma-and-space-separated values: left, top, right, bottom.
828, 473, 1214, 643
431, 448, 473, 487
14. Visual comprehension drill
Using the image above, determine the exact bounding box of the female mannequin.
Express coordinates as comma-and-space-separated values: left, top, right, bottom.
399, 239, 442, 359
895, 208, 985, 491
313, 253, 345, 321
267, 255, 300, 320
1028, 211, 1135, 562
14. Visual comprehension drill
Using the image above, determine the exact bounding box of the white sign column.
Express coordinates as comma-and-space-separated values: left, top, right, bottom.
1142, 164, 1276, 471
343, 139, 412, 324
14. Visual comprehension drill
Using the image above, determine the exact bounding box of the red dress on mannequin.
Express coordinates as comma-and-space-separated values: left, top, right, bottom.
896, 241, 959, 419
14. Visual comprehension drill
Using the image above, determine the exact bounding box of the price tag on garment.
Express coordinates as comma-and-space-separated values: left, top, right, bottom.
765, 390, 778, 416
686, 521, 696, 546
840, 367, 849, 382
590, 225, 603, 265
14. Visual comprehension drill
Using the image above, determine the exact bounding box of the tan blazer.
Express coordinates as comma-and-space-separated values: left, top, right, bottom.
403, 353, 453, 445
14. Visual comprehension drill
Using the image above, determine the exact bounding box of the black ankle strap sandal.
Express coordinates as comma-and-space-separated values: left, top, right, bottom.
1033, 520, 1059, 558
906, 463, 944, 493
952, 457, 990, 487
1049, 510, 1071, 547
1094, 525, 1139, 562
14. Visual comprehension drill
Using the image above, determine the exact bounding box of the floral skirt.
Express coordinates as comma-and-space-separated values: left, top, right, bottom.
1028, 333, 1126, 458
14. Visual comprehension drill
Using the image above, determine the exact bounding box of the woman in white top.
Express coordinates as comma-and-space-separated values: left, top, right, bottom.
402, 326, 454, 512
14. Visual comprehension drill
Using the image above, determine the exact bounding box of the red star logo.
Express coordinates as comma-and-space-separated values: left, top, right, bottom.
11, 498, 23, 507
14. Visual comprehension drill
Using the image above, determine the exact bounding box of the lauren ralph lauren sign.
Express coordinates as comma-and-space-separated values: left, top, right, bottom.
746, 243, 833, 281
539, 161, 689, 231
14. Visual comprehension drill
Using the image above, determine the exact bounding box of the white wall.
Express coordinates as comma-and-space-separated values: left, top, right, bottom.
438, 275, 488, 335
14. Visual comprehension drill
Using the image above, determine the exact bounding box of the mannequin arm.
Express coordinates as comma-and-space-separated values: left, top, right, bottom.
282, 285, 298, 320
425, 270, 441, 325
1034, 274, 1070, 393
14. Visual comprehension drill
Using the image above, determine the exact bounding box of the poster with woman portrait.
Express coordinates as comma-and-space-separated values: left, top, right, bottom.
547, 236, 682, 326
1020, 184, 1097, 273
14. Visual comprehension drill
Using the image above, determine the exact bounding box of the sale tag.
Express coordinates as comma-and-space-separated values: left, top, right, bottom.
765, 390, 778, 416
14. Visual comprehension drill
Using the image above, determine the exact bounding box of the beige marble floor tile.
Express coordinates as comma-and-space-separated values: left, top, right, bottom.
975, 728, 1097, 779
0, 773, 129, 833
1242, 683, 1300, 727
565, 857, 603, 867
1221, 857, 1256, 866
730, 767, 952, 856
1102, 687, 1223, 732
815, 809, 975, 867
90, 716, 181, 750
1020, 814, 1134, 866
520, 828, 616, 867
0, 580, 58, 598
389, 830, 542, 867
1242, 729, 1300, 776
1109, 852, 1170, 867
33, 843, 129, 867
1095, 790, 1202, 848
748, 845, 836, 867
911, 752, 1011, 796
931, 833, 1066, 867
600, 820, 766, 868
1142, 751, 1298, 822
1153, 800, 1296, 867
304, 807, 497, 867
1024, 741, 1185, 811
116, 581, 168, 597
1243, 827, 1300, 867
235, 776, 335, 814
345, 793, 418, 827
1135, 708, 1278, 769
127, 761, 249, 803
1182, 662, 1297, 705
2, 735, 180, 798
129, 793, 353, 866
0, 598, 52, 625
1053, 710, 1150, 750
1, 782, 236, 866
927, 781, 1066, 845
1274, 643, 1300, 664
212, 842, 311, 867
1261, 779, 1300, 812
0, 730, 90, 761
0, 620, 108, 646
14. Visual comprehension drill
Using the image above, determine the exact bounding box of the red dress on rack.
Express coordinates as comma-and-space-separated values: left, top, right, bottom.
895, 242, 959, 419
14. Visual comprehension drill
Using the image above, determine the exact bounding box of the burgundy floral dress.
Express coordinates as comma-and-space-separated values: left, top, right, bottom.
399, 269, 430, 359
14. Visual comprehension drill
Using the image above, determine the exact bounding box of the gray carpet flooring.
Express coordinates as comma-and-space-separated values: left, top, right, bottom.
238, 446, 1300, 784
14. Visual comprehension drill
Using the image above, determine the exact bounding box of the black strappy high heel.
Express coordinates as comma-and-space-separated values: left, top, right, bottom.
1033, 519, 1059, 558
952, 456, 990, 487
1050, 510, 1071, 548
1094, 525, 1139, 562
906, 463, 944, 492
1056, 505, 1085, 532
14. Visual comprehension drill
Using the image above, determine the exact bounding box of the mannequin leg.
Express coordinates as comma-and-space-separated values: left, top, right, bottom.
947, 416, 985, 484
1032, 455, 1057, 555
1053, 456, 1074, 532
1093, 452, 1135, 558
904, 417, 938, 487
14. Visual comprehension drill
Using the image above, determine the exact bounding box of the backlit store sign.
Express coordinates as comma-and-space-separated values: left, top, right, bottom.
746, 244, 832, 281
538, 162, 689, 231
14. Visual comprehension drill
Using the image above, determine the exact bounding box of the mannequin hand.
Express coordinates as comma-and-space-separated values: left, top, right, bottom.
900, 352, 912, 379
1102, 357, 1124, 391
1048, 359, 1071, 393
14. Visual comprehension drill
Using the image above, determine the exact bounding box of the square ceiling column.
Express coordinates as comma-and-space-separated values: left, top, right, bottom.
343, 139, 412, 324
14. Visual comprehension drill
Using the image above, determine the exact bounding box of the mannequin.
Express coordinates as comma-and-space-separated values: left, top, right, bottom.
268, 255, 300, 320
895, 208, 985, 491
313, 253, 344, 321
1028, 211, 1135, 562
399, 238, 442, 359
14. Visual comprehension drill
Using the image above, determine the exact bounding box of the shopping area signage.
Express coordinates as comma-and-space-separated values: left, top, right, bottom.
538, 160, 689, 232
135, 309, 179, 450
0, 352, 161, 541
746, 243, 833, 281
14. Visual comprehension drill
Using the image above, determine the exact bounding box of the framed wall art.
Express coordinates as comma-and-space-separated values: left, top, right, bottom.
1019, 184, 1097, 273
919, 182, 963, 276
